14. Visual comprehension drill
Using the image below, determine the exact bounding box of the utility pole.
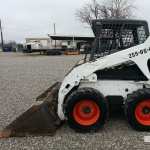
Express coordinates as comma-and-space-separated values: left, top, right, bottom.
53, 23, 56, 35
72, 35, 75, 50
53, 23, 56, 48
0, 19, 4, 51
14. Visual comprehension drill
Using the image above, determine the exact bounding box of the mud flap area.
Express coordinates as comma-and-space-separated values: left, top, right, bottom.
0, 82, 63, 138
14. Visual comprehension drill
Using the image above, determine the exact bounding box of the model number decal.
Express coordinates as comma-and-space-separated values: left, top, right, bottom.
129, 47, 150, 58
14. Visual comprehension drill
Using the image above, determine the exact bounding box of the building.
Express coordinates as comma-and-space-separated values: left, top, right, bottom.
25, 35, 94, 53
48, 35, 94, 50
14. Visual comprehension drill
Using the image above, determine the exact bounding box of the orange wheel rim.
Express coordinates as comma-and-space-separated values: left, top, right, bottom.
73, 100, 100, 126
135, 100, 150, 126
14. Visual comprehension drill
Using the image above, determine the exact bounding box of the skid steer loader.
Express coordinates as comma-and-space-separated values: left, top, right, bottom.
0, 19, 150, 138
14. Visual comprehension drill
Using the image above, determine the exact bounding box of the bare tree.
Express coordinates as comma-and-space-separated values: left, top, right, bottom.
76, 0, 135, 26
76, 0, 101, 26
102, 0, 135, 19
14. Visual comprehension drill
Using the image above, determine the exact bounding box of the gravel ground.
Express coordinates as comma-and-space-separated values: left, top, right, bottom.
0, 52, 149, 150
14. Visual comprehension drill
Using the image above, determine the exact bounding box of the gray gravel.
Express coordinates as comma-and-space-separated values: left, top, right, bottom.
0, 52, 149, 150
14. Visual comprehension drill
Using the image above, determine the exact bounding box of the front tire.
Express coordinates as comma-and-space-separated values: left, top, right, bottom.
65, 88, 108, 132
125, 89, 150, 131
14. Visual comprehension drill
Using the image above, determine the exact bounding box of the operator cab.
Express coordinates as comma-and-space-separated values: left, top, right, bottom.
90, 19, 149, 60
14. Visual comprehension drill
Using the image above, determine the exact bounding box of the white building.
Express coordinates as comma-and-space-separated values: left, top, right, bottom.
25, 35, 94, 52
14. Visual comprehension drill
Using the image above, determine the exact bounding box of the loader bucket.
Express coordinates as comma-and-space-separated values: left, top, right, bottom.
0, 82, 63, 138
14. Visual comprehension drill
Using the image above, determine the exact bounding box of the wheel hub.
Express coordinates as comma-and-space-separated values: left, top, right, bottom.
142, 107, 150, 114
135, 100, 150, 126
82, 107, 91, 114
73, 99, 101, 126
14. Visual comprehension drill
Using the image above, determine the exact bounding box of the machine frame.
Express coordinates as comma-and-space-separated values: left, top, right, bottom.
57, 19, 150, 120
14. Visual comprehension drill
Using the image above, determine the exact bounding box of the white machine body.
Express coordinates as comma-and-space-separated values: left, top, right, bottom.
58, 36, 150, 120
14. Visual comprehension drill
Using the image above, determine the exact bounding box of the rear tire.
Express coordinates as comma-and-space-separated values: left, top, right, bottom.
125, 89, 150, 131
65, 88, 108, 132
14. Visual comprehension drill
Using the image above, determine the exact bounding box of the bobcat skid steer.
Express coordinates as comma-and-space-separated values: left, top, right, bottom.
0, 19, 150, 138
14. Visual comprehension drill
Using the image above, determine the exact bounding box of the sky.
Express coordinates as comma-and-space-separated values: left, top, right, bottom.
0, 0, 150, 43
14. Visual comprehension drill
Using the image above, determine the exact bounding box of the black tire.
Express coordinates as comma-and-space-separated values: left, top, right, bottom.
65, 88, 108, 132
125, 88, 150, 131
